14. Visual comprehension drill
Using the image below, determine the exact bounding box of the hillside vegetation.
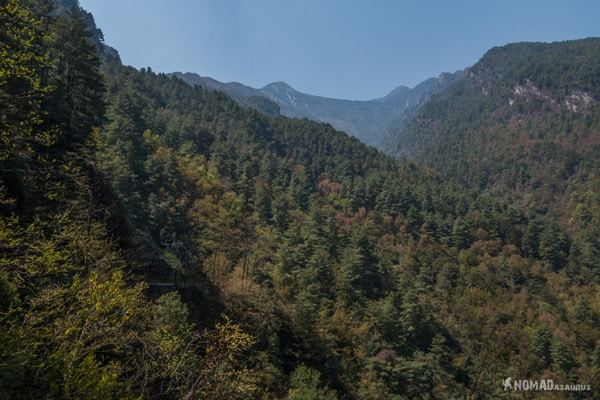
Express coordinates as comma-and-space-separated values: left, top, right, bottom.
388, 38, 600, 283
173, 71, 460, 146
1, 1, 599, 399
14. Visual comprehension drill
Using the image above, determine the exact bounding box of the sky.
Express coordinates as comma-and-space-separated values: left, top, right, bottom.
80, 0, 600, 100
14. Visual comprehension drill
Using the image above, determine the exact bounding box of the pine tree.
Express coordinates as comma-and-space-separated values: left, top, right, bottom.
531, 326, 553, 368
427, 333, 462, 398
289, 165, 311, 210
406, 206, 423, 235
540, 225, 570, 270
551, 339, 577, 379
254, 176, 272, 223
522, 218, 543, 258
340, 227, 382, 302
375, 183, 397, 215
0, 0, 50, 209
451, 217, 472, 249
399, 292, 435, 354
44, 8, 106, 151
271, 188, 291, 231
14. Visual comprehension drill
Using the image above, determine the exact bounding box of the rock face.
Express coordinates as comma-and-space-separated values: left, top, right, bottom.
564, 91, 593, 112
508, 80, 593, 112
383, 38, 600, 220
386, 39, 600, 160
170, 72, 461, 147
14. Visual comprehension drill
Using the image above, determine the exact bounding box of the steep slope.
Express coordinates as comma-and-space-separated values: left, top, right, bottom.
170, 72, 281, 116
170, 71, 259, 97
99, 61, 599, 399
377, 72, 463, 149
390, 39, 600, 198
173, 71, 460, 146
57, 0, 121, 62
387, 38, 600, 272
3, 2, 600, 399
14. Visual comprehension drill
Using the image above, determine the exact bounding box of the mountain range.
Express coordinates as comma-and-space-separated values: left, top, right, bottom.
170, 71, 461, 146
3, 1, 600, 399
386, 39, 600, 217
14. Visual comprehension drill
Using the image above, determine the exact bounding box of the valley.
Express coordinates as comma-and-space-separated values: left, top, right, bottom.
0, 1, 599, 399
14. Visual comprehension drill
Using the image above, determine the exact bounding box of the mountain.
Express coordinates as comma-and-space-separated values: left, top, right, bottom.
170, 72, 281, 116
172, 71, 460, 146
386, 38, 600, 271
2, 2, 600, 399
387, 39, 600, 200
260, 76, 462, 146
376, 72, 464, 149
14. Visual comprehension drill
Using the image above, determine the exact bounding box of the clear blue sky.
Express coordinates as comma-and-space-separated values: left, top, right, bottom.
80, 0, 600, 100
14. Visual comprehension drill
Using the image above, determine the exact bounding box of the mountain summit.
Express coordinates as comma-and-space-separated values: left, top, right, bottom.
171, 72, 460, 146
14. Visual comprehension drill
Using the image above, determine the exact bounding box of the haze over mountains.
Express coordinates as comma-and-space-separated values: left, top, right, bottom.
171, 71, 461, 146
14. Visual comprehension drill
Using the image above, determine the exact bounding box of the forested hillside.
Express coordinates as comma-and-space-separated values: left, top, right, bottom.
172, 71, 460, 147
387, 39, 600, 284
1, 1, 599, 399
168, 72, 281, 116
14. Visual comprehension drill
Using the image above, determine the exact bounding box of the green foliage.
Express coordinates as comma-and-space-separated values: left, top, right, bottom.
550, 338, 578, 379
1, 2, 599, 399
530, 326, 552, 368
0, 0, 50, 162
388, 39, 600, 284
340, 227, 383, 303
539, 224, 570, 271
285, 364, 337, 400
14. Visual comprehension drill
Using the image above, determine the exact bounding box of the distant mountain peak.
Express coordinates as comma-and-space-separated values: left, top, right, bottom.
174, 72, 460, 146
262, 81, 297, 94
381, 85, 411, 101
168, 72, 280, 115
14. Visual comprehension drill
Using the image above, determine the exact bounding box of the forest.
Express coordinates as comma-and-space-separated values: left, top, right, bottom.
1, 1, 599, 399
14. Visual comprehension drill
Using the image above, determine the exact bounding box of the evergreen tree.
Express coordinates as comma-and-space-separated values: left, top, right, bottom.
340, 227, 382, 302
522, 218, 544, 258
254, 176, 272, 223
551, 339, 577, 380
531, 326, 553, 368
452, 217, 472, 249
43, 9, 106, 151
540, 224, 570, 271
406, 205, 423, 235
0, 0, 50, 209
427, 333, 462, 398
